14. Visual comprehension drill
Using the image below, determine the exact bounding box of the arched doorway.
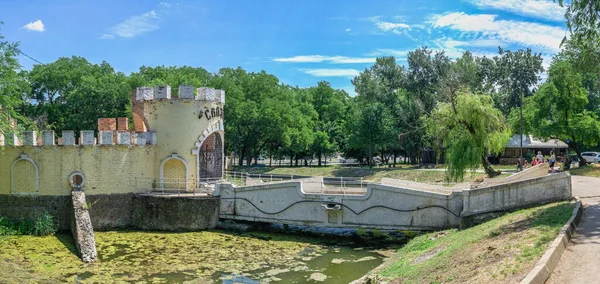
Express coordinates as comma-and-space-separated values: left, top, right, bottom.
198, 132, 223, 181
160, 154, 188, 190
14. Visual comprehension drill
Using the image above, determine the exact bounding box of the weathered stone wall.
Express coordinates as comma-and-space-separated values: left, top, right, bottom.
132, 195, 219, 231
0, 193, 219, 231
0, 194, 72, 230
0, 146, 158, 195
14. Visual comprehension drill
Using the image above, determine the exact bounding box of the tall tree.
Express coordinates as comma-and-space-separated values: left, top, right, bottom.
0, 23, 29, 137
26, 57, 130, 133
516, 59, 600, 167
428, 91, 510, 180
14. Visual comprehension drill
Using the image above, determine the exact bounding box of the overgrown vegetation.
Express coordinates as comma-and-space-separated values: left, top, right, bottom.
0, 213, 57, 236
377, 201, 575, 283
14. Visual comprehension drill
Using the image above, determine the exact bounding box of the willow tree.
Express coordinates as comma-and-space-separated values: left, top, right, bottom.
428, 91, 510, 181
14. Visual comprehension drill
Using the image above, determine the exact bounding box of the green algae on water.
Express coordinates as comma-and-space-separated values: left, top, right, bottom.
0, 230, 386, 283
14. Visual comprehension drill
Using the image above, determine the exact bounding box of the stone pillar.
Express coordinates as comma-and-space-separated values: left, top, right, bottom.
62, 131, 75, 146
21, 131, 37, 146
99, 131, 114, 145
215, 89, 226, 104
117, 117, 129, 131
179, 85, 194, 99
70, 190, 98, 263
155, 85, 171, 99
196, 87, 216, 101
135, 87, 154, 101
97, 118, 116, 131
0, 133, 4, 146
80, 131, 95, 145
42, 130, 55, 146
132, 133, 146, 145
117, 132, 131, 145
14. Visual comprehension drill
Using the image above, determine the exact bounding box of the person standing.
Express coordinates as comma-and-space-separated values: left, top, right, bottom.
549, 151, 556, 173
536, 151, 544, 164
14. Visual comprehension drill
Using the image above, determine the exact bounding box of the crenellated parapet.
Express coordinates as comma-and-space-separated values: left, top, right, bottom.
0, 129, 157, 147
134, 85, 225, 103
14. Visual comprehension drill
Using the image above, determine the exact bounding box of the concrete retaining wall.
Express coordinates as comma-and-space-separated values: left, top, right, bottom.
132, 195, 219, 231
0, 193, 219, 231
217, 172, 572, 230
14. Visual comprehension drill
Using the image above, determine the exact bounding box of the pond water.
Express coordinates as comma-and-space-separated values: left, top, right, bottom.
0, 230, 394, 283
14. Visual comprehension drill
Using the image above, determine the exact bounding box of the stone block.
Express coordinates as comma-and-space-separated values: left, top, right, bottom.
117, 117, 129, 131
131, 132, 146, 145
155, 85, 171, 99
21, 131, 37, 146
80, 130, 95, 145
135, 87, 154, 101
42, 130, 55, 146
0, 133, 4, 146
99, 131, 114, 145
62, 131, 75, 146
179, 85, 194, 99
215, 89, 226, 104
196, 87, 216, 101
97, 118, 116, 131
147, 131, 157, 145
117, 132, 131, 145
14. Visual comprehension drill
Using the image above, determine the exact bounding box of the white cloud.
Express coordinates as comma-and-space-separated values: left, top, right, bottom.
103, 10, 159, 39
466, 0, 565, 22
366, 48, 411, 58
301, 69, 361, 77
430, 12, 566, 53
376, 21, 410, 31
274, 55, 375, 64
346, 28, 351, 32
23, 20, 44, 32
99, 34, 115, 40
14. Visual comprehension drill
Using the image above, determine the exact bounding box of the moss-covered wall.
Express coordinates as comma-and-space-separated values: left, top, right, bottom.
0, 194, 219, 231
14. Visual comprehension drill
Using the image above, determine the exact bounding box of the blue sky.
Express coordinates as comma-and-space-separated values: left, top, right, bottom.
2, 0, 568, 95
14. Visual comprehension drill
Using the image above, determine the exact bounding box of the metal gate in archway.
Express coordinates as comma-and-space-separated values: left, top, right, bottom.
198, 132, 223, 181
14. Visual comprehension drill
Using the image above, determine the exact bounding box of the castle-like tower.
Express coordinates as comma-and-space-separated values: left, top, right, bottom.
0, 85, 225, 195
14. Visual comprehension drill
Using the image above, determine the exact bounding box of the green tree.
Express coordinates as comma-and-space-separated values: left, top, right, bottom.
515, 59, 600, 167
0, 23, 29, 137
307, 81, 348, 166
428, 91, 510, 180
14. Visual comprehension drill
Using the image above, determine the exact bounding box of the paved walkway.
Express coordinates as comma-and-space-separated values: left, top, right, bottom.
547, 176, 600, 284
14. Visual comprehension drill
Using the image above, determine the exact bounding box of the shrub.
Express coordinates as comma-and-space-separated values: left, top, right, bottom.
0, 213, 57, 236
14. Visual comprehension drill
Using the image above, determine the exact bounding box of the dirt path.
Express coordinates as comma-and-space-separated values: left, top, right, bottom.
546, 176, 600, 283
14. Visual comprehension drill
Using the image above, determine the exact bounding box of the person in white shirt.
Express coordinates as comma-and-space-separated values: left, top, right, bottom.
536, 151, 544, 163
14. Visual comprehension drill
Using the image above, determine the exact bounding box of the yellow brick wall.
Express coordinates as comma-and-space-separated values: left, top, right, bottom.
0, 146, 158, 195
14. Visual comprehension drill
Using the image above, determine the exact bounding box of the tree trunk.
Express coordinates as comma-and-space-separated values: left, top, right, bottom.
481, 155, 501, 177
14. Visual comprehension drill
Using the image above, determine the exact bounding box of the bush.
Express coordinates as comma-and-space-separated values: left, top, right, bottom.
0, 213, 57, 236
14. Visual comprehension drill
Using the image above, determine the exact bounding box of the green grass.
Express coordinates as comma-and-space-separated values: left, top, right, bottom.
232, 165, 511, 183
569, 165, 600, 177
377, 201, 575, 283
0, 213, 57, 236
